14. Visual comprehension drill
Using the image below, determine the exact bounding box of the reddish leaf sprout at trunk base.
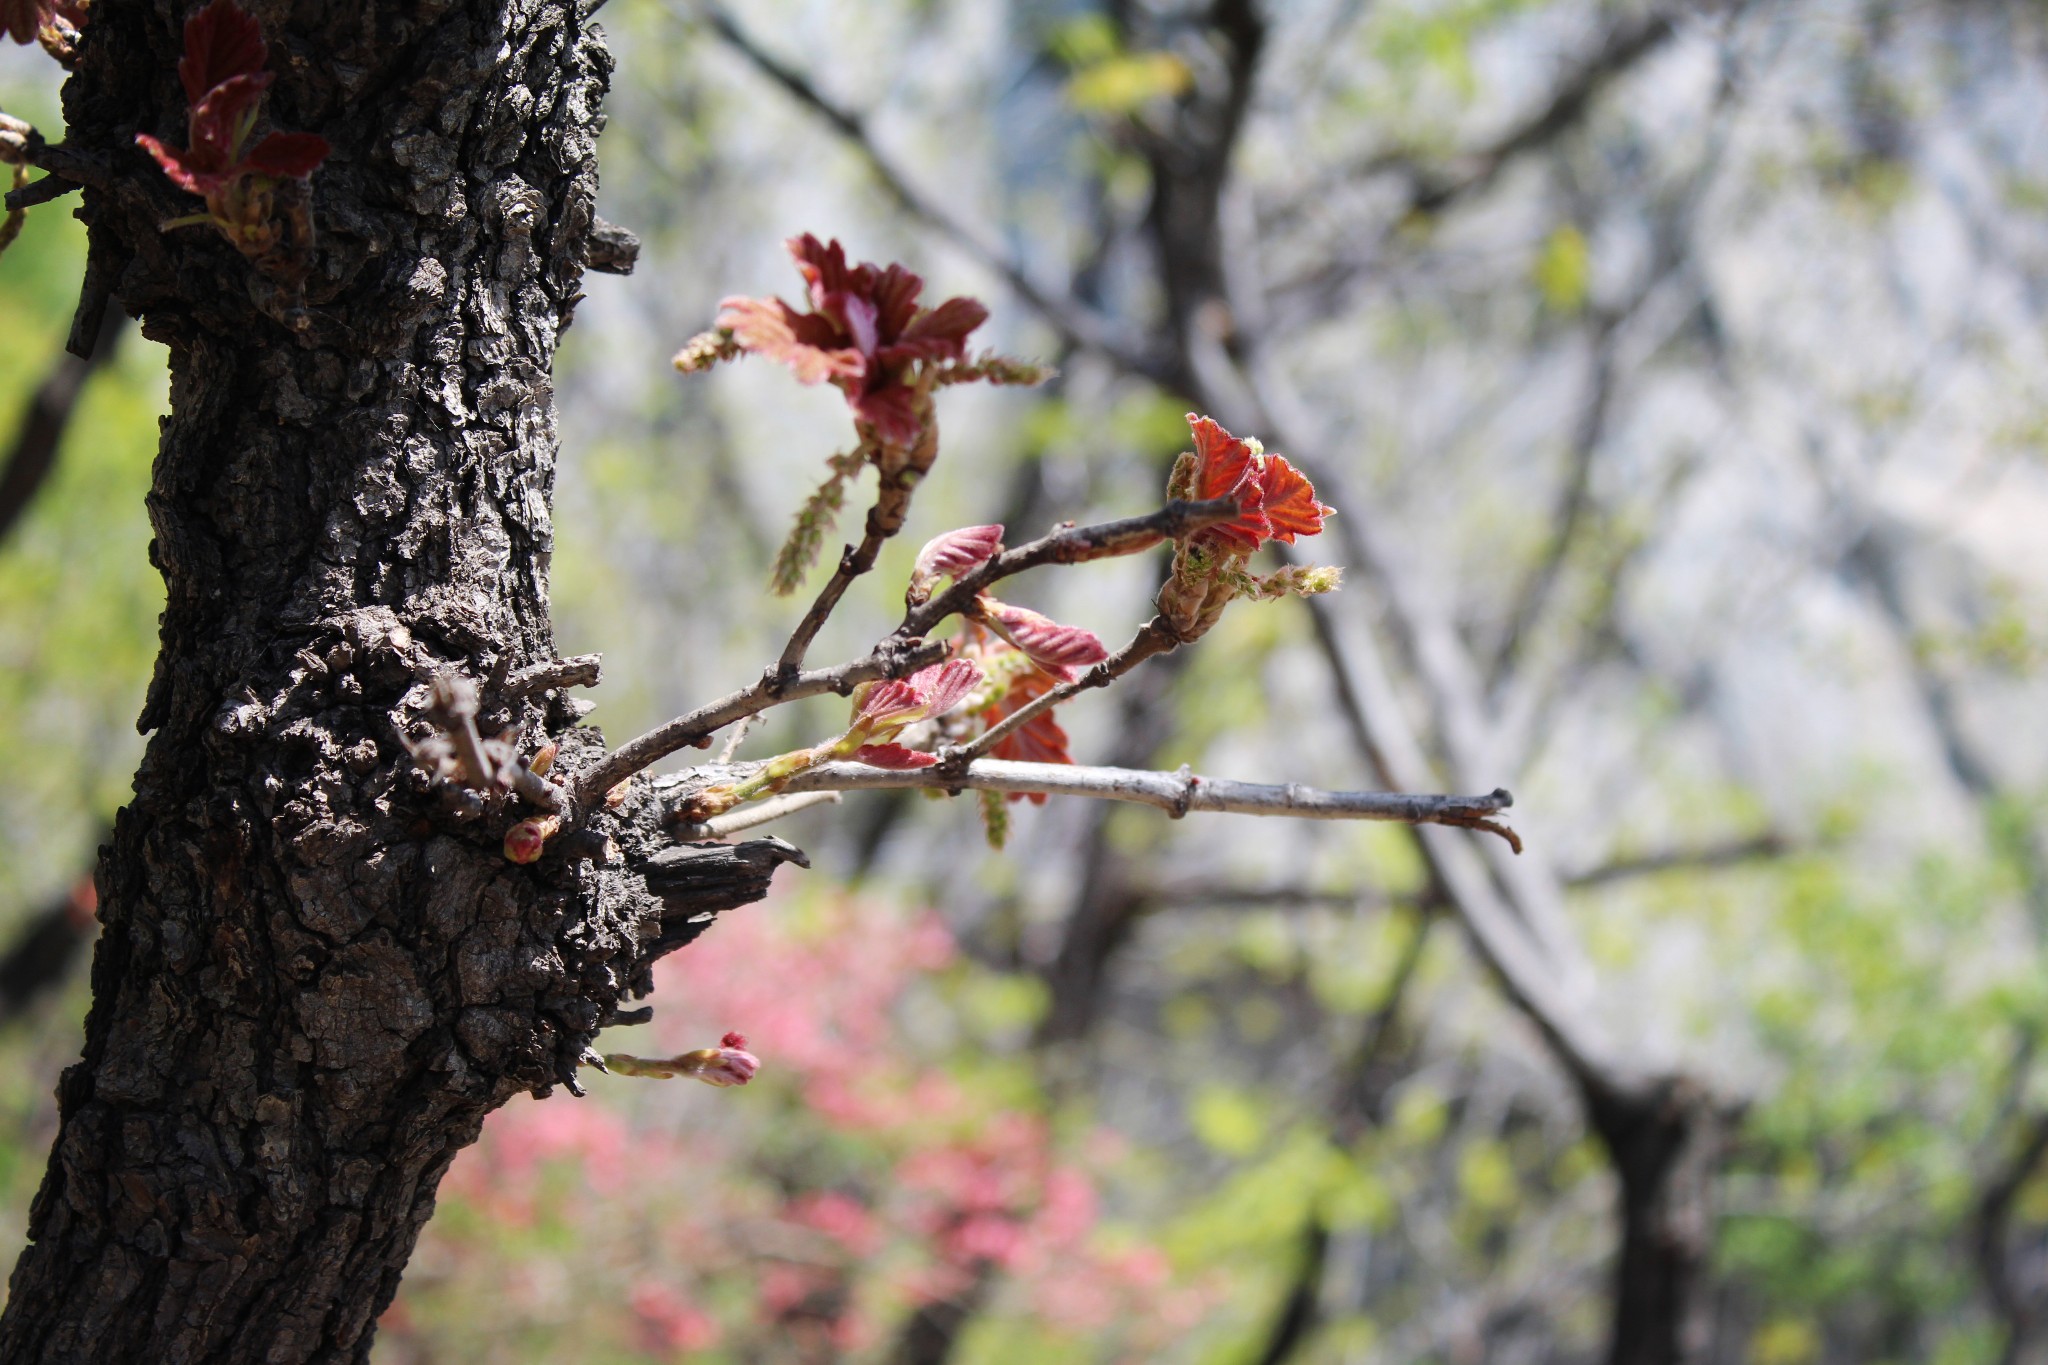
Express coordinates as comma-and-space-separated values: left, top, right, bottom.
606, 1031, 762, 1087
134, 0, 329, 267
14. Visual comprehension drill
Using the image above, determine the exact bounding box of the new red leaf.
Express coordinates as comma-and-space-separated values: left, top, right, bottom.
179, 0, 269, 106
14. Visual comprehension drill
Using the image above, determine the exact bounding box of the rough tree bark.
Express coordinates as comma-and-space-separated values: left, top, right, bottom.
0, 4, 800, 1361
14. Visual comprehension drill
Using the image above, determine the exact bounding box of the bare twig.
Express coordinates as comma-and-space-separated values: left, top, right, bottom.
774, 758, 1521, 848
2, 172, 76, 212
0, 137, 109, 213
1564, 834, 1788, 889
1486, 315, 1622, 689
716, 714, 755, 764
776, 524, 886, 680
506, 762, 567, 814
674, 790, 843, 840
1263, 4, 1684, 238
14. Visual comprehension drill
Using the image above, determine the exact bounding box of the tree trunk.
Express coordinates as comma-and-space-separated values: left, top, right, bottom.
0, 5, 799, 1361
1584, 1078, 1731, 1365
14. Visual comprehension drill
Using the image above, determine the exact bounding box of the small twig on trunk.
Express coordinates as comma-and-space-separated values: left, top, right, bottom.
774, 758, 1521, 849
945, 617, 1180, 767
673, 790, 843, 840
506, 761, 567, 814
427, 676, 496, 788
504, 653, 603, 700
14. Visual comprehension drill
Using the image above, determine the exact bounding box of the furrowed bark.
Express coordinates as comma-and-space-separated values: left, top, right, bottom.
0, 6, 794, 1362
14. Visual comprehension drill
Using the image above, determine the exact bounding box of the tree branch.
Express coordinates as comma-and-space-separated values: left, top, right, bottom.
571, 636, 951, 810
0, 311, 125, 547
776, 523, 887, 680
1265, 5, 1684, 238
1564, 834, 1788, 889
673, 790, 843, 840
578, 496, 1240, 811
902, 497, 1240, 635
772, 757, 1521, 848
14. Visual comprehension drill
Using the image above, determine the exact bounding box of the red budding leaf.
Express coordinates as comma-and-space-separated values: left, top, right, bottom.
139, 72, 266, 192
3, 0, 40, 44
910, 524, 1004, 596
715, 297, 863, 385
179, 0, 269, 105
241, 131, 332, 179
975, 597, 1108, 680
135, 0, 330, 244
1186, 414, 1270, 554
716, 234, 987, 447
1253, 453, 1333, 543
854, 659, 984, 732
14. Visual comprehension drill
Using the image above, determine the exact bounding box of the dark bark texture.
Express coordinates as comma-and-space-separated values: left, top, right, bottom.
0, 4, 797, 1362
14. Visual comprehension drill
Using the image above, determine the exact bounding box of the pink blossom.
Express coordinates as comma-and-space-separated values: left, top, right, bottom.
786, 1191, 882, 1257
693, 1033, 760, 1087
630, 1281, 720, 1356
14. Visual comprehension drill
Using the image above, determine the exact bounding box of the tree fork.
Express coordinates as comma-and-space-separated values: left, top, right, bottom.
0, 5, 795, 1362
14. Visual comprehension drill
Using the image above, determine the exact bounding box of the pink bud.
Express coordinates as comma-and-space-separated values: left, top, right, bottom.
503, 815, 561, 864
909, 524, 1004, 598
688, 1037, 760, 1088
975, 597, 1108, 676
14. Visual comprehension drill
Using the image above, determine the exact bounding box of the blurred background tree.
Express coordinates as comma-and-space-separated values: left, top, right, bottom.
4, 0, 2047, 1360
